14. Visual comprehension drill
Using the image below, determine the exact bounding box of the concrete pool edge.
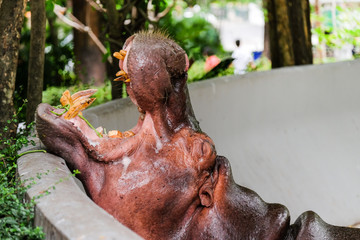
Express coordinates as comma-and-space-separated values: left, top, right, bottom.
17, 141, 143, 240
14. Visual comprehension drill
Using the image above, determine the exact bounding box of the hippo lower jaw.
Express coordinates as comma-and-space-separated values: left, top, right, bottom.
36, 102, 145, 163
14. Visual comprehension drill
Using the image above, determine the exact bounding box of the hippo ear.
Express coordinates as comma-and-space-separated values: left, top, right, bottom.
199, 177, 215, 207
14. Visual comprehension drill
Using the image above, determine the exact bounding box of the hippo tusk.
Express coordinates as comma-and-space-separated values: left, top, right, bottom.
113, 50, 127, 60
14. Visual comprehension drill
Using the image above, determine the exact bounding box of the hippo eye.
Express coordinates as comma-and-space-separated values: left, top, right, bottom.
201, 141, 215, 160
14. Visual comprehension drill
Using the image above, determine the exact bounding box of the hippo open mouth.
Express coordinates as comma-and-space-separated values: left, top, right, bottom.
36, 31, 360, 240
36, 103, 140, 159
37, 31, 191, 164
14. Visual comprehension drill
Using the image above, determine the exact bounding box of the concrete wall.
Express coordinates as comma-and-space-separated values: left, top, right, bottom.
18, 59, 360, 239
85, 59, 360, 226
17, 139, 142, 240
188, 59, 360, 226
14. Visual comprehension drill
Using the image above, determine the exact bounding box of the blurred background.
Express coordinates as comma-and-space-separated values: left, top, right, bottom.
4, 0, 360, 122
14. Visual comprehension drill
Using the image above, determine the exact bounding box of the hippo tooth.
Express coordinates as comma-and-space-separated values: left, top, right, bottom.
113, 51, 124, 60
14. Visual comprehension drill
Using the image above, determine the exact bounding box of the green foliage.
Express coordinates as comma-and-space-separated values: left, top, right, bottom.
187, 60, 207, 82
247, 56, 271, 72
0, 101, 35, 171
160, 13, 223, 61
0, 174, 44, 239
29, 168, 81, 200
334, 6, 360, 50
187, 58, 235, 82
211, 0, 262, 5
42, 81, 114, 107
15, 1, 76, 122
217, 65, 235, 76
0, 103, 45, 240
157, 3, 232, 81
311, 5, 360, 59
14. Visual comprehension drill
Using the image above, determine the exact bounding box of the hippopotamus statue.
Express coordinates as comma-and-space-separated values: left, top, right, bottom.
36, 31, 360, 239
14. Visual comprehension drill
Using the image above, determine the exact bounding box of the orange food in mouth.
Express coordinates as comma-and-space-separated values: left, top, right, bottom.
59, 89, 97, 120
52, 89, 136, 139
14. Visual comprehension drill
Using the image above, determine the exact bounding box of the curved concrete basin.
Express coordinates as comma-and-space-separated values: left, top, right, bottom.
18, 59, 360, 238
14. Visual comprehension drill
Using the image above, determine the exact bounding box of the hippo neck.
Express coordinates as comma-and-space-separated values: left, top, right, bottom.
143, 91, 200, 139
144, 108, 192, 141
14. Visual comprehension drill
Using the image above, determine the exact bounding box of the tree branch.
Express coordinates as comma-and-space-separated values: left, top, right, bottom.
86, 0, 107, 13
99, 0, 118, 25
147, 0, 176, 22
53, 4, 112, 64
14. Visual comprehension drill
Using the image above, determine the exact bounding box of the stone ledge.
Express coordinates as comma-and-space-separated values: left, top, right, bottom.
17, 144, 142, 240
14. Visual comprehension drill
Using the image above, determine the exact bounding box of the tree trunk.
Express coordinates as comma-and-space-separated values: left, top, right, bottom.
263, 14, 271, 59
100, 0, 148, 99
100, 0, 127, 99
264, 0, 313, 68
26, 0, 46, 124
289, 0, 312, 65
46, 10, 63, 85
73, 0, 106, 86
0, 0, 27, 150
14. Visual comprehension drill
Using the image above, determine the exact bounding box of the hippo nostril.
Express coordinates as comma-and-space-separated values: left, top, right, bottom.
265, 203, 290, 239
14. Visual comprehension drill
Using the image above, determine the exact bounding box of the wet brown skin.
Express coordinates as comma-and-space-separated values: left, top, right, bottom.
36, 32, 360, 240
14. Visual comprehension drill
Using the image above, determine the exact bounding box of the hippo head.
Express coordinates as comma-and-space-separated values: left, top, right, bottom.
36, 31, 360, 239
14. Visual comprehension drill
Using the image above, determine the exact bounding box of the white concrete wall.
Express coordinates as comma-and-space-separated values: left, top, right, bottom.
85, 59, 360, 226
